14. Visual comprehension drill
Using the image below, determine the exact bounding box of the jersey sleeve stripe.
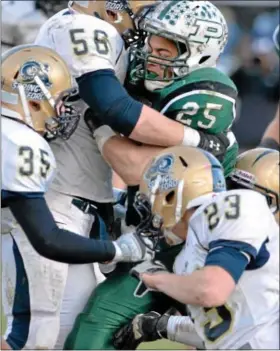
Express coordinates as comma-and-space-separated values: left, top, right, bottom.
209, 239, 257, 259
205, 246, 249, 283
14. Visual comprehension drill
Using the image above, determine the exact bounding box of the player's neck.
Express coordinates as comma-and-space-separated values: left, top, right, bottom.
171, 208, 196, 241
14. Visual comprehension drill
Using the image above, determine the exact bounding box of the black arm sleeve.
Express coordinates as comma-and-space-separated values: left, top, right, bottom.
77, 69, 143, 136
9, 197, 116, 264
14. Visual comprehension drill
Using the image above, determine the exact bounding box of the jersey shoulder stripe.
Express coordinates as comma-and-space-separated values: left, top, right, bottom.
158, 68, 237, 111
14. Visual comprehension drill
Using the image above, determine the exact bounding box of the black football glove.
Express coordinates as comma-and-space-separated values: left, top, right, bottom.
198, 131, 230, 162
113, 308, 176, 350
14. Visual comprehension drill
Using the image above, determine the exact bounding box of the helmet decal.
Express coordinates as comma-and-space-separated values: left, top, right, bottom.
12, 60, 52, 101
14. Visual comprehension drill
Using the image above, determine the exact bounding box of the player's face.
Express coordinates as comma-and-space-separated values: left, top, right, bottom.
145, 35, 178, 79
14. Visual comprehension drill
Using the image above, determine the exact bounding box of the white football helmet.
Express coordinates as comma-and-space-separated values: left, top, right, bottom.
131, 0, 228, 87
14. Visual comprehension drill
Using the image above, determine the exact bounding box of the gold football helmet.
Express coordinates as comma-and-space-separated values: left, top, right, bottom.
1, 44, 80, 139
230, 148, 280, 223
137, 146, 226, 231
69, 0, 157, 43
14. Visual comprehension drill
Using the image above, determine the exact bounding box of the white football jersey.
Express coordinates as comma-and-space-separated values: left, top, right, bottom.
35, 8, 129, 202
174, 189, 279, 350
35, 8, 128, 81
1, 108, 56, 233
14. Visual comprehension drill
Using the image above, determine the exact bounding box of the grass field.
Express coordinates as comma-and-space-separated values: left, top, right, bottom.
139, 340, 187, 350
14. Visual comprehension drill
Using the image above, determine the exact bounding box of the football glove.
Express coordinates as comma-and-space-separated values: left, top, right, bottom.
130, 260, 169, 297
198, 130, 230, 161
113, 309, 176, 350
112, 232, 155, 263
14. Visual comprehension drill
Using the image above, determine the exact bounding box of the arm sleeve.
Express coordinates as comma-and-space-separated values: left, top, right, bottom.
77, 69, 143, 136
9, 196, 116, 264
205, 246, 249, 283
205, 190, 271, 281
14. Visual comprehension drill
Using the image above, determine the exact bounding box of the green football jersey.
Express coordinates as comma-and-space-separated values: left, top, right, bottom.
153, 67, 237, 133
150, 67, 239, 176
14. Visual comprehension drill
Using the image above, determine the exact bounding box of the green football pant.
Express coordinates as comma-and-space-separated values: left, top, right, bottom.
64, 245, 183, 350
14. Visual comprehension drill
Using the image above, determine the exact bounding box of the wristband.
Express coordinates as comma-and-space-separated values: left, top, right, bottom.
181, 126, 201, 147
93, 125, 117, 154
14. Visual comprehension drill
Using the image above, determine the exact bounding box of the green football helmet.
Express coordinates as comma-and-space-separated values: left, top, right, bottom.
129, 0, 228, 91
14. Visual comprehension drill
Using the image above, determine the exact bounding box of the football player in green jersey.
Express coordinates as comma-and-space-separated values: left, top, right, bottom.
94, 0, 239, 182
64, 1, 239, 349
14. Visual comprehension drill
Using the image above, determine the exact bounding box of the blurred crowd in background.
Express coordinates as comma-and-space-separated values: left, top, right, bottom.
2, 0, 279, 150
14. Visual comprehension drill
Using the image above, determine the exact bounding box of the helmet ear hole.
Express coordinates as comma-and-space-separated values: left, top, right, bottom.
29, 101, 40, 112
14, 71, 19, 79
199, 55, 211, 65
166, 190, 175, 205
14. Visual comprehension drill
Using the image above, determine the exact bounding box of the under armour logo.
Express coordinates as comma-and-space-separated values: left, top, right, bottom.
209, 141, 220, 151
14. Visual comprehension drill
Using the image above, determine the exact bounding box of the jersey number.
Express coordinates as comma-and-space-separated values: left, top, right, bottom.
69, 28, 109, 56
203, 305, 233, 343
176, 102, 222, 129
18, 146, 51, 178
204, 194, 240, 230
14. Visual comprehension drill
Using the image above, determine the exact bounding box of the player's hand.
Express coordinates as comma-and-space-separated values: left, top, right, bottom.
198, 130, 230, 161
112, 232, 155, 263
113, 310, 171, 349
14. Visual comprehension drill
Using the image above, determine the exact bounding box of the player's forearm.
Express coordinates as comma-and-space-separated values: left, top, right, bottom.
10, 197, 116, 264
129, 105, 185, 146
167, 315, 204, 349
143, 267, 232, 308
261, 105, 280, 145
78, 70, 199, 147
100, 135, 163, 185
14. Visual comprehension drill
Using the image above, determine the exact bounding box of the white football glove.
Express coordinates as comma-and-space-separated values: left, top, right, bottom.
112, 232, 155, 263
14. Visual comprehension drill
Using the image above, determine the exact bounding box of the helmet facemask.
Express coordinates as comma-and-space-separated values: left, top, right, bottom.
16, 74, 80, 141
130, 23, 191, 91
129, 0, 229, 92
48, 88, 81, 140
